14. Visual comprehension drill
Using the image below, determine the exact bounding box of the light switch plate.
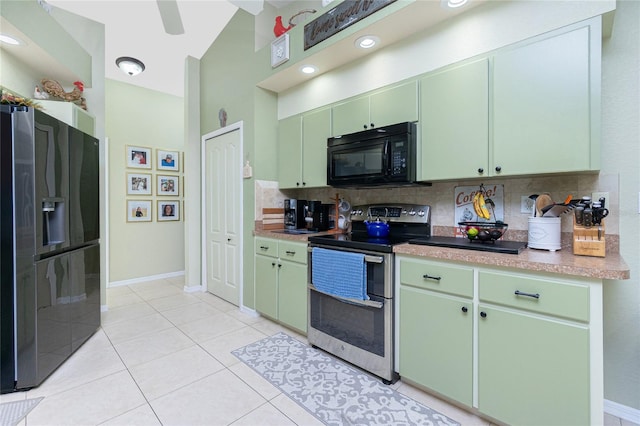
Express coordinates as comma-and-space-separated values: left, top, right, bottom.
520, 195, 534, 214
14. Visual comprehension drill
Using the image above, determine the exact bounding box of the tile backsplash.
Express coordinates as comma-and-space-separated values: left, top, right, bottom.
256, 173, 620, 236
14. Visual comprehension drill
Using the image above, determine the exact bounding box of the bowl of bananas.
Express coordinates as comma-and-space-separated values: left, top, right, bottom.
459, 221, 508, 242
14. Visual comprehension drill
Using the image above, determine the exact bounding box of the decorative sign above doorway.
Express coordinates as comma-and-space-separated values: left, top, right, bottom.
304, 0, 396, 50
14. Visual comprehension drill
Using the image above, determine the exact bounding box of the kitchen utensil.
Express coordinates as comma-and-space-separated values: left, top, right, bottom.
364, 217, 390, 237
574, 206, 584, 224
542, 203, 576, 217
535, 193, 553, 217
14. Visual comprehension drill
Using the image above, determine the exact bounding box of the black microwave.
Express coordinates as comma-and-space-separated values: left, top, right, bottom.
327, 122, 419, 187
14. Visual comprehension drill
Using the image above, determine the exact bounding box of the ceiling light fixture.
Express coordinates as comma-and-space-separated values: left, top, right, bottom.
0, 34, 22, 45
115, 56, 146, 76
300, 65, 318, 74
443, 0, 469, 8
355, 35, 380, 49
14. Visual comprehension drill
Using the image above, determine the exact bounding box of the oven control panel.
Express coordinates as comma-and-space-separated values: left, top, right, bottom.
350, 204, 431, 224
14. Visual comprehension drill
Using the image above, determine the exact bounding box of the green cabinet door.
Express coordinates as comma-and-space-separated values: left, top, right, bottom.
255, 254, 278, 319
278, 260, 308, 333
420, 59, 489, 180
492, 26, 594, 176
478, 306, 590, 426
332, 96, 370, 136
302, 108, 331, 188
369, 81, 419, 129
277, 115, 303, 189
399, 286, 473, 406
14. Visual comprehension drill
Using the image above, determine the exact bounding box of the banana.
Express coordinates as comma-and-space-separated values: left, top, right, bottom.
473, 192, 491, 220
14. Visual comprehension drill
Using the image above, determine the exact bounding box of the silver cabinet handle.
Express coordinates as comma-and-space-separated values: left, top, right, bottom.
515, 290, 540, 299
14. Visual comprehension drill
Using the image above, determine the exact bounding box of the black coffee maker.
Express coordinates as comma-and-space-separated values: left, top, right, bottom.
304, 201, 330, 232
284, 199, 307, 230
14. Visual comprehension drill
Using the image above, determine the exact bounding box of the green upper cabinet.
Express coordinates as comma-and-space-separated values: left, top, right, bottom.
301, 108, 331, 188
419, 59, 489, 181
277, 115, 302, 189
331, 81, 419, 136
277, 109, 330, 189
492, 22, 600, 176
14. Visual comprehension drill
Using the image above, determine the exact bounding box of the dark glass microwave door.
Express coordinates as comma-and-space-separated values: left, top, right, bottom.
330, 139, 386, 181
309, 289, 386, 357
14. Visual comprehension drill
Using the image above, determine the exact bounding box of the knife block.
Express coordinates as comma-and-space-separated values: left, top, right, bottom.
573, 217, 606, 257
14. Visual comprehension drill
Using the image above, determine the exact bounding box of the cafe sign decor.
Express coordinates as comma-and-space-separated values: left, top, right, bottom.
304, 0, 396, 50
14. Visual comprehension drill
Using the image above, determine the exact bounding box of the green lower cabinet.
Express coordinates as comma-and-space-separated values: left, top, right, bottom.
477, 306, 590, 426
255, 254, 278, 319
277, 260, 307, 333
254, 238, 308, 334
399, 285, 473, 406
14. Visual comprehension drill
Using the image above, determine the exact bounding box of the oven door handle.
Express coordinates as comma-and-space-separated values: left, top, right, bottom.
307, 247, 384, 264
308, 285, 384, 309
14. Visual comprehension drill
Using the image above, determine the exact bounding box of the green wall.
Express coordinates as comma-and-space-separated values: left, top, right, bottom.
199, 9, 278, 308
105, 79, 185, 282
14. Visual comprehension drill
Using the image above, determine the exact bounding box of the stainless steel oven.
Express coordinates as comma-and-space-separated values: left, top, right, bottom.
307, 204, 431, 384
307, 245, 395, 382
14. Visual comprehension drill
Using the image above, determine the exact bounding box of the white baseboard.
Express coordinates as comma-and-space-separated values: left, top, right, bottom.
183, 285, 203, 293
605, 399, 640, 423
108, 271, 185, 287
240, 305, 259, 317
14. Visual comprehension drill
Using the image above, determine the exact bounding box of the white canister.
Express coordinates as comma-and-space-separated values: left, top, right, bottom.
528, 217, 561, 251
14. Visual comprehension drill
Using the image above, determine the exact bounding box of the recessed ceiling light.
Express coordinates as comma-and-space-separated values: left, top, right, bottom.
0, 34, 22, 45
355, 35, 380, 49
300, 65, 318, 74
115, 56, 146, 76
442, 0, 469, 8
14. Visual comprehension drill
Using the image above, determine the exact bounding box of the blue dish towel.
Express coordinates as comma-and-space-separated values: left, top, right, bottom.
312, 247, 368, 300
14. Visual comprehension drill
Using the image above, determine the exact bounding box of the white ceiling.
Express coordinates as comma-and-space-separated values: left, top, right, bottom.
46, 0, 293, 98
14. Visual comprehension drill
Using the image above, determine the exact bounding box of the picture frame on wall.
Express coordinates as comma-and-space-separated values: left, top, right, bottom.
157, 175, 179, 196
126, 173, 152, 195
126, 145, 152, 169
157, 200, 180, 221
156, 149, 180, 172
127, 200, 152, 222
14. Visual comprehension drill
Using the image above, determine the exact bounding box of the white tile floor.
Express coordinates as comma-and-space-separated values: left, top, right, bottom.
2, 276, 636, 426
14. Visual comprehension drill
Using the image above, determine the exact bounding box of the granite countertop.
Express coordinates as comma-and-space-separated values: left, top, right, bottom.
393, 243, 629, 281
254, 229, 630, 281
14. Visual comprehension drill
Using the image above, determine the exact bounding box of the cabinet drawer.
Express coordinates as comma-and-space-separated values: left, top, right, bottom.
399, 258, 473, 298
255, 237, 277, 257
278, 241, 307, 265
478, 271, 589, 322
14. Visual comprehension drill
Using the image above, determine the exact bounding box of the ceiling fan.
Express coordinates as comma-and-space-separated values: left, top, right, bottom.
156, 0, 185, 35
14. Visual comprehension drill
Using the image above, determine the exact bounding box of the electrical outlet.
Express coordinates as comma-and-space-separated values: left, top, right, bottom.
520, 195, 534, 214
592, 192, 609, 205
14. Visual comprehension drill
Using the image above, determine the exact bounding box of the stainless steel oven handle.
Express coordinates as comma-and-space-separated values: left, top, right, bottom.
364, 255, 384, 264
308, 285, 384, 309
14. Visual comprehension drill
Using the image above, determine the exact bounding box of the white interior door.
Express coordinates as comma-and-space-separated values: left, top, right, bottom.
203, 126, 242, 306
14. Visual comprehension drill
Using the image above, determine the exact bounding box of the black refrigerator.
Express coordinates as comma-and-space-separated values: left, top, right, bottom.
1, 104, 101, 393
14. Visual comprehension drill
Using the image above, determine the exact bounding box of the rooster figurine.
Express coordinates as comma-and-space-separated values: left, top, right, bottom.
273, 16, 292, 37
41, 79, 84, 102
40, 79, 87, 110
